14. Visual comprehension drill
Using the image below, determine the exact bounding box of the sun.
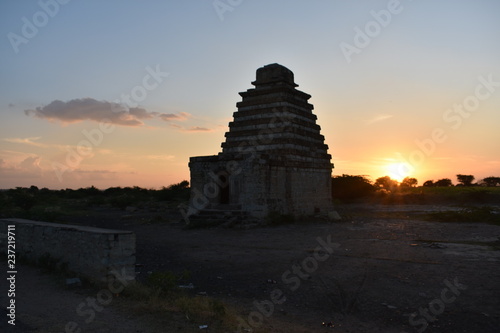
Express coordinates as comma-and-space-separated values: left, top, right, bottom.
386, 162, 412, 182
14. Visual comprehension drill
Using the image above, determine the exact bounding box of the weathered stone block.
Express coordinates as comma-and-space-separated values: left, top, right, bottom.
0, 218, 135, 283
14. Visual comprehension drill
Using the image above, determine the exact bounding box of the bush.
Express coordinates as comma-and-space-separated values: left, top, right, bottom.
147, 271, 178, 293
157, 180, 190, 201
426, 206, 500, 225
332, 175, 375, 202
147, 270, 191, 295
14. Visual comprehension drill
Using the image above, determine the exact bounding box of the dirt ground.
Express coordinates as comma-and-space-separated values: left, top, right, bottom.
2, 203, 500, 332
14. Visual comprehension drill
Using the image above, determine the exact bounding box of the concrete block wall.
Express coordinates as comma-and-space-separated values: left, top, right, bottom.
0, 218, 135, 283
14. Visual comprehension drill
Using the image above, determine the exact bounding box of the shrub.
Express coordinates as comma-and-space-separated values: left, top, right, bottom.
331, 175, 375, 202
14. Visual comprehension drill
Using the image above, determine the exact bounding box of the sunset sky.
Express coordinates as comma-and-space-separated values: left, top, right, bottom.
1, 0, 499, 189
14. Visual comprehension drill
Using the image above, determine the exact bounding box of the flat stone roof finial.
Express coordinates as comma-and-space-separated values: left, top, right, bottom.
252, 63, 298, 88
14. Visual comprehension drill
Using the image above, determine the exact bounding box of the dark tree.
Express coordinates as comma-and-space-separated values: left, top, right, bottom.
331, 174, 374, 202
374, 176, 398, 191
158, 180, 190, 201
456, 174, 475, 186
435, 178, 452, 187
481, 176, 500, 187
400, 177, 418, 188
423, 180, 434, 187
167, 180, 189, 190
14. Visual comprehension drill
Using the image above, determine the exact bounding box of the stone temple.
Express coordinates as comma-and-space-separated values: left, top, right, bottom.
187, 63, 334, 222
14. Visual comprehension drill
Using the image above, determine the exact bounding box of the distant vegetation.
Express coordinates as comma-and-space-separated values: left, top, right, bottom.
0, 181, 190, 222
332, 174, 500, 204
2, 172, 499, 223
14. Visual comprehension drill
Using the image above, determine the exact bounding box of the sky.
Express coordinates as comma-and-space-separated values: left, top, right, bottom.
0, 0, 499, 189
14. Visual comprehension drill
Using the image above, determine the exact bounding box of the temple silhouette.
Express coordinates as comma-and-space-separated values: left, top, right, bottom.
188, 63, 334, 223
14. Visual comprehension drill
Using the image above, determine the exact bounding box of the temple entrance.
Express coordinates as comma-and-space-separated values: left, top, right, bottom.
219, 174, 230, 204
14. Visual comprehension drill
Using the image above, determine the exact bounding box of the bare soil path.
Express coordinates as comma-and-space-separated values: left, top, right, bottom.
2, 203, 500, 332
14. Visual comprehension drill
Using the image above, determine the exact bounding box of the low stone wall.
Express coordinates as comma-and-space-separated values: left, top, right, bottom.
0, 218, 135, 283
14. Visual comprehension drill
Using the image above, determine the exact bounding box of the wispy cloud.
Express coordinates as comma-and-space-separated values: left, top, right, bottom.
167, 123, 213, 132
0, 155, 43, 180
183, 126, 212, 132
73, 169, 119, 174
25, 98, 190, 127
3, 137, 48, 148
158, 112, 190, 122
366, 113, 394, 124
145, 154, 175, 160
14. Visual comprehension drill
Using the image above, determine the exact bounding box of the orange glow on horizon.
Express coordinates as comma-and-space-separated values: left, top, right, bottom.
385, 162, 413, 182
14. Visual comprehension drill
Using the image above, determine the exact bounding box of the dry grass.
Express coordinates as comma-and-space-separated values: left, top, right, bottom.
117, 280, 242, 332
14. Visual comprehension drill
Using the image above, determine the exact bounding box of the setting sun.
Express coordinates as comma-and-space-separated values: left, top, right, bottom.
386, 162, 412, 182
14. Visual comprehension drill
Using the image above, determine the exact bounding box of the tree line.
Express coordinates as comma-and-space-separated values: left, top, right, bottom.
331, 174, 500, 202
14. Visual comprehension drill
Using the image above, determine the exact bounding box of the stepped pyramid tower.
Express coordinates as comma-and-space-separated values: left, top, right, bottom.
188, 63, 334, 221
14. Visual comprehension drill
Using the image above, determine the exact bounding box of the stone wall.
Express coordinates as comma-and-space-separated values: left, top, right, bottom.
0, 218, 135, 283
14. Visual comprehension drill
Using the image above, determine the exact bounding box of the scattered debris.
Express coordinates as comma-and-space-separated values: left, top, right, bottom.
125, 206, 138, 212
267, 279, 277, 284
322, 321, 334, 327
197, 291, 207, 296
381, 302, 397, 309
426, 243, 447, 249
410, 243, 419, 246
178, 283, 195, 289
199, 325, 208, 329
66, 278, 82, 287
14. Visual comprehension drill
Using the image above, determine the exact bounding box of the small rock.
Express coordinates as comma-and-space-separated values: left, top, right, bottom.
178, 283, 195, 289
125, 206, 138, 212
328, 211, 342, 221
381, 302, 397, 309
66, 278, 82, 287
